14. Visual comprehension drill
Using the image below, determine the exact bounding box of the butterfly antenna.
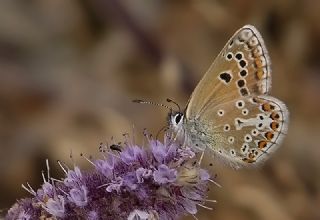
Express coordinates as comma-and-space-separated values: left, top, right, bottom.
166, 98, 181, 112
132, 99, 171, 110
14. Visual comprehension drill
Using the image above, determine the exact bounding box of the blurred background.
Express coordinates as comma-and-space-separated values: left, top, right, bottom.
0, 0, 319, 219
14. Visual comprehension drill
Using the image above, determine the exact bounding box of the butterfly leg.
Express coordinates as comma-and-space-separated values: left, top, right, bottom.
165, 128, 176, 146
169, 128, 186, 148
198, 150, 205, 165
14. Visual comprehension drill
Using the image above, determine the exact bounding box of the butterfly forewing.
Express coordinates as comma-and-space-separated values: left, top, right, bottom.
186, 25, 271, 119
183, 25, 288, 168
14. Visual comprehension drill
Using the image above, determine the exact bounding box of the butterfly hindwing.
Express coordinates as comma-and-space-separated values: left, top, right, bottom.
186, 95, 288, 168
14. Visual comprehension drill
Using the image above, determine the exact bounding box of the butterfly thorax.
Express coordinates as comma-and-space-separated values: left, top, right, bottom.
168, 111, 212, 152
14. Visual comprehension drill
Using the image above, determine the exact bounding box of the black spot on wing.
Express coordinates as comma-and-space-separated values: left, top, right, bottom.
240, 88, 249, 96
239, 60, 247, 68
237, 79, 245, 87
240, 69, 247, 77
219, 72, 232, 83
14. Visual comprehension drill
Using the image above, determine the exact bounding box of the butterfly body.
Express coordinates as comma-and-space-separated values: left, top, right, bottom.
168, 25, 289, 169
169, 113, 211, 152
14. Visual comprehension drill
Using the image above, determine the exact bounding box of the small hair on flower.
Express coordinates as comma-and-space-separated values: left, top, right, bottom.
5, 132, 218, 220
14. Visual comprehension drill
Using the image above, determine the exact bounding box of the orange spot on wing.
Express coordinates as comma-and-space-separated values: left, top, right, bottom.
255, 58, 263, 68
256, 70, 264, 80
262, 103, 273, 112
270, 122, 279, 131
242, 157, 255, 163
258, 140, 268, 149
243, 153, 256, 163
270, 112, 280, 120
265, 131, 274, 141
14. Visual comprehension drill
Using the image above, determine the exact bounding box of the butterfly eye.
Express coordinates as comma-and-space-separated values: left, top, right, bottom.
174, 113, 183, 125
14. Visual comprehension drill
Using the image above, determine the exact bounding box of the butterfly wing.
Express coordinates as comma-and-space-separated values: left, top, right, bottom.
184, 25, 289, 167
187, 95, 288, 168
186, 25, 271, 118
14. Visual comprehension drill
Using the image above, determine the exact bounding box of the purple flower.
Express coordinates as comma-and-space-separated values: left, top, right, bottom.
64, 166, 83, 187
120, 145, 146, 164
106, 177, 123, 193
87, 210, 99, 220
68, 185, 88, 207
153, 164, 177, 184
6, 198, 41, 219
123, 172, 138, 190
179, 197, 197, 215
5, 134, 215, 220
17, 211, 31, 220
43, 195, 65, 218
95, 156, 115, 177
136, 167, 152, 183
36, 182, 54, 201
151, 140, 177, 163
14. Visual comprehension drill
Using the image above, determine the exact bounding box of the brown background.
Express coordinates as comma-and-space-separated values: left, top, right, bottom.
0, 1, 319, 219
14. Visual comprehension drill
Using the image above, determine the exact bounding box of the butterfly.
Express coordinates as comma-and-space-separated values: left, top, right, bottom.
166, 25, 289, 169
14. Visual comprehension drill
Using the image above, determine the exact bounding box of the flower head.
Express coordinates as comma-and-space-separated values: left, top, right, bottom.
5, 134, 214, 220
